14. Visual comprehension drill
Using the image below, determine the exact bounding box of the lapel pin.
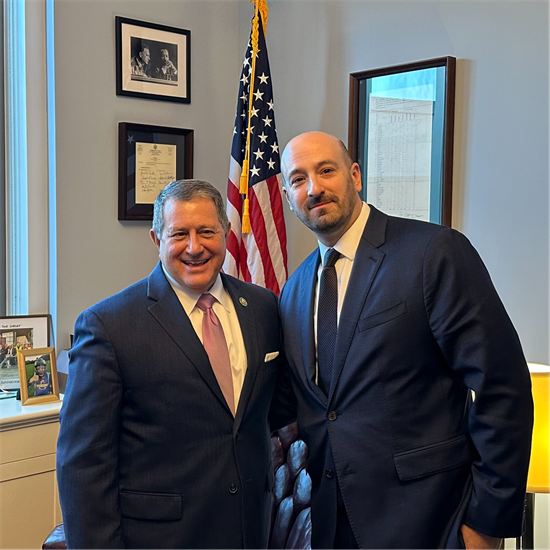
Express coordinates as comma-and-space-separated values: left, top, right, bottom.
239, 297, 248, 307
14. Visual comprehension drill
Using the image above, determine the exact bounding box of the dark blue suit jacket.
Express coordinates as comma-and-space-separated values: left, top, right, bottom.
57, 263, 282, 549
278, 206, 533, 548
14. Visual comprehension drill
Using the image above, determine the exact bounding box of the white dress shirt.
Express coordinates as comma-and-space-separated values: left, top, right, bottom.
163, 268, 247, 412
313, 202, 371, 380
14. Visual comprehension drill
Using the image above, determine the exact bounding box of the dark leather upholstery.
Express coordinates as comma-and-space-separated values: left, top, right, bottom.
42, 522, 66, 549
269, 423, 312, 549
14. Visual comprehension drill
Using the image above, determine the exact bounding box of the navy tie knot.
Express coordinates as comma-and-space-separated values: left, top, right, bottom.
324, 248, 341, 268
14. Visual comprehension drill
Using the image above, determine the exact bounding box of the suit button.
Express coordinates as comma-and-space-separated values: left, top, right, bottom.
325, 469, 334, 479
228, 484, 238, 494
328, 411, 338, 421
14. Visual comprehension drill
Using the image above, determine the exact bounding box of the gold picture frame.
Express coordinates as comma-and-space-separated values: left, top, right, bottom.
17, 347, 60, 405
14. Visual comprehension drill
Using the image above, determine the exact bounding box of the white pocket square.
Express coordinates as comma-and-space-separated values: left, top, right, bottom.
264, 351, 279, 362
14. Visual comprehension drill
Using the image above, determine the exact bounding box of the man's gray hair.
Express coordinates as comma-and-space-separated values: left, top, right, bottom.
152, 179, 229, 238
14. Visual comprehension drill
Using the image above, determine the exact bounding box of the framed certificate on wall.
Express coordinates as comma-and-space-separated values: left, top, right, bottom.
118, 122, 194, 221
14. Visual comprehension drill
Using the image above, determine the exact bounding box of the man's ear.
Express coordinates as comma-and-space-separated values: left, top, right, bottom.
351, 162, 362, 193
282, 187, 293, 211
150, 229, 161, 250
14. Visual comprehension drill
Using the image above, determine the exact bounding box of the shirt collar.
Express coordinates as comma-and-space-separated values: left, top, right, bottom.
318, 202, 370, 264
161, 266, 230, 316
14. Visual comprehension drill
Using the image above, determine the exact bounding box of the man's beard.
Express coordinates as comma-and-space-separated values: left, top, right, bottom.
291, 184, 358, 236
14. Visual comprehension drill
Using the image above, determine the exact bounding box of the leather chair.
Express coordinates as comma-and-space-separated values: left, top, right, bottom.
42, 522, 66, 549
269, 422, 312, 549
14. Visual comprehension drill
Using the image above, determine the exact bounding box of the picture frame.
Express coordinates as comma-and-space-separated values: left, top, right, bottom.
0, 314, 52, 393
118, 122, 194, 221
116, 16, 191, 104
349, 57, 456, 226
17, 347, 60, 405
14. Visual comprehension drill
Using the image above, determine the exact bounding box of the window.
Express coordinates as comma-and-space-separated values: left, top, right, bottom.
3, 0, 57, 336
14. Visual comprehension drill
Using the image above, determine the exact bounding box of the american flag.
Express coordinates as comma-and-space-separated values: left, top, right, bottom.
223, 9, 287, 295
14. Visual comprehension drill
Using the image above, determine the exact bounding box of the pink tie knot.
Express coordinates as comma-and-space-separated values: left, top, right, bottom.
197, 293, 216, 311
197, 293, 220, 326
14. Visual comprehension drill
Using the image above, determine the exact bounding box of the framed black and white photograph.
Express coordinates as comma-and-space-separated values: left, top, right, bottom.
0, 314, 52, 393
118, 122, 194, 221
116, 16, 190, 103
17, 347, 60, 406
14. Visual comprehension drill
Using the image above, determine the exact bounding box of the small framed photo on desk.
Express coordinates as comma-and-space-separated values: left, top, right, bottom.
17, 347, 60, 406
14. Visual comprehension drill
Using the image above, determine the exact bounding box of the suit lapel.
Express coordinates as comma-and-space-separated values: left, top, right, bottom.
147, 263, 231, 414
328, 206, 387, 403
298, 251, 328, 404
221, 274, 261, 428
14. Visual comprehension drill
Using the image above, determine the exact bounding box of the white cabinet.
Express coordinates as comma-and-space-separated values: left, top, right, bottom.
0, 397, 63, 549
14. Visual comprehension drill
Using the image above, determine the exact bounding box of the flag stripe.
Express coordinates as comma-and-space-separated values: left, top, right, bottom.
251, 179, 286, 291
271, 174, 288, 270
225, 179, 243, 276
266, 174, 288, 283
249, 187, 279, 294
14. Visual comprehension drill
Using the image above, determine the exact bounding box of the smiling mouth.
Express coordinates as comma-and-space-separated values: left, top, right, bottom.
309, 201, 332, 211
183, 258, 209, 266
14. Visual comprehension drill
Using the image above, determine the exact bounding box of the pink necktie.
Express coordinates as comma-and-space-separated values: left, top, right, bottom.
196, 293, 235, 415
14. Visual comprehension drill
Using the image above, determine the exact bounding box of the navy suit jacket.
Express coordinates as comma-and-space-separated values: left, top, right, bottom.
57, 263, 282, 549
278, 206, 533, 549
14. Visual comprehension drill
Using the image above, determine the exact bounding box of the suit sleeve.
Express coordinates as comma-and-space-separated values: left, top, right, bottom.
423, 228, 533, 538
268, 348, 298, 431
56, 308, 125, 548
268, 288, 298, 432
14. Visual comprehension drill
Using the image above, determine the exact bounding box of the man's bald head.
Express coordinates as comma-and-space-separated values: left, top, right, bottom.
281, 132, 353, 188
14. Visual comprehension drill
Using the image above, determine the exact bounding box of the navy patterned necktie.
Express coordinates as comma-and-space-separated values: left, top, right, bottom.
317, 248, 341, 396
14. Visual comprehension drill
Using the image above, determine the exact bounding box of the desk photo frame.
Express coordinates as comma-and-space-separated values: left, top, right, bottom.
17, 347, 60, 405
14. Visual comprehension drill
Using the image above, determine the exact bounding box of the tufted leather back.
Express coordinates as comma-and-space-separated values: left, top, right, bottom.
269, 422, 312, 549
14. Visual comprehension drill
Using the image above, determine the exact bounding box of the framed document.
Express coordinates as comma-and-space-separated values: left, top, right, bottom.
116, 17, 191, 104
349, 57, 456, 226
118, 122, 194, 221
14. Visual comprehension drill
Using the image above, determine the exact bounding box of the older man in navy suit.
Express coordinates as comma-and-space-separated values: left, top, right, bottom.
57, 180, 283, 548
277, 132, 533, 549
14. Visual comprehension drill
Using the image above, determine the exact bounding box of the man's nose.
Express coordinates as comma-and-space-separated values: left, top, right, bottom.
186, 232, 203, 254
307, 175, 323, 196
